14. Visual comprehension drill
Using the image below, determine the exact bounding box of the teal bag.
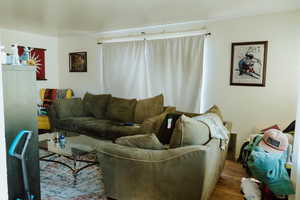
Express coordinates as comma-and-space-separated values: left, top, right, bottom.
240, 135, 262, 169
247, 140, 295, 195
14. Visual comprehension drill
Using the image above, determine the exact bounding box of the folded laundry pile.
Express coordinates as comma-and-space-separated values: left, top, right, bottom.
242, 129, 294, 198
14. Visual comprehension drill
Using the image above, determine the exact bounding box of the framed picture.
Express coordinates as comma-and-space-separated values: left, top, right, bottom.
230, 41, 268, 87
69, 52, 87, 72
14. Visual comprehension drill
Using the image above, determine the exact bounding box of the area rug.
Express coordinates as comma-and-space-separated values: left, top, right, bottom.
40, 150, 107, 200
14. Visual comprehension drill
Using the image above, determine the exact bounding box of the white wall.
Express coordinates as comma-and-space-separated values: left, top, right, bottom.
58, 36, 101, 98
0, 29, 59, 94
203, 11, 300, 157
57, 11, 300, 158
291, 83, 300, 199
0, 44, 8, 200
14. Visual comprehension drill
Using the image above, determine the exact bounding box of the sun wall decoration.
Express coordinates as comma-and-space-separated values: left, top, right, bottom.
18, 46, 47, 80
28, 53, 40, 67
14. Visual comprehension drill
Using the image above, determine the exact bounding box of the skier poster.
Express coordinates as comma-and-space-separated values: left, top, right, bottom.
230, 41, 268, 87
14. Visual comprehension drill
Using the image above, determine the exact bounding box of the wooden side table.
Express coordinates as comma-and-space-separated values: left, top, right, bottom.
227, 131, 237, 161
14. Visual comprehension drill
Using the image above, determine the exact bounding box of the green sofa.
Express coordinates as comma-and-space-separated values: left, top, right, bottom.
96, 112, 232, 200
48, 93, 175, 140
49, 93, 231, 200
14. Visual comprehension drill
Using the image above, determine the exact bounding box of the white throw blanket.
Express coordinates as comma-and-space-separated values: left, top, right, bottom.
193, 113, 229, 150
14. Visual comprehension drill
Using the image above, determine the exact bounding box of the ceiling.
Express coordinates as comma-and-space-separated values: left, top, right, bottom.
0, 0, 299, 36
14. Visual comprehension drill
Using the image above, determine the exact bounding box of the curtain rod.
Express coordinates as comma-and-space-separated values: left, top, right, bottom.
97, 31, 211, 44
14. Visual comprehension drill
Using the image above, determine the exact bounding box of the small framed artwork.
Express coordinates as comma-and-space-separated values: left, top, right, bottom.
69, 52, 87, 72
230, 41, 268, 87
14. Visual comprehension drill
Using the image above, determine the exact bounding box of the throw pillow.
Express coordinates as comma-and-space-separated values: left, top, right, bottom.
106, 97, 137, 122
141, 107, 176, 134
169, 115, 210, 148
174, 110, 201, 118
156, 113, 182, 145
83, 93, 111, 119
54, 98, 86, 119
134, 94, 164, 123
205, 105, 223, 121
115, 133, 166, 150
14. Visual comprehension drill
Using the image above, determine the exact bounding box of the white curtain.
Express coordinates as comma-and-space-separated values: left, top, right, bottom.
102, 40, 151, 99
147, 36, 205, 112
102, 35, 205, 112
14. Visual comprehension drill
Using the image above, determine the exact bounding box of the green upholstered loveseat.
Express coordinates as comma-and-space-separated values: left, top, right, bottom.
48, 93, 175, 141
96, 111, 232, 200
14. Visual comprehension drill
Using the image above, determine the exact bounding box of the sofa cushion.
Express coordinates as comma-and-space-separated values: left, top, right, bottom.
83, 93, 111, 119
141, 107, 176, 135
134, 94, 164, 123
205, 105, 223, 121
53, 98, 86, 119
56, 117, 144, 140
175, 105, 223, 120
170, 115, 210, 148
57, 117, 110, 133
106, 97, 137, 123
115, 133, 165, 150
175, 110, 201, 118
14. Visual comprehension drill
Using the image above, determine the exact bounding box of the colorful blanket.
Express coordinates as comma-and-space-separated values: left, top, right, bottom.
38, 89, 73, 116
42, 89, 73, 108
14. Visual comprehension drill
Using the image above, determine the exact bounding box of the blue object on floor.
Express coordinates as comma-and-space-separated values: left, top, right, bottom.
9, 130, 35, 200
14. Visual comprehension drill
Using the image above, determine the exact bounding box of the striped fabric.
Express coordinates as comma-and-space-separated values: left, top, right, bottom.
42, 89, 73, 108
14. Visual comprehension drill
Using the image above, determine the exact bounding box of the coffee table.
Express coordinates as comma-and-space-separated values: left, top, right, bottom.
39, 133, 98, 185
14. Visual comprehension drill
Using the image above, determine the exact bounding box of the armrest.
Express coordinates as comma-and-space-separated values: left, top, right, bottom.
141, 106, 176, 133
96, 137, 222, 163
96, 139, 209, 162
97, 138, 225, 200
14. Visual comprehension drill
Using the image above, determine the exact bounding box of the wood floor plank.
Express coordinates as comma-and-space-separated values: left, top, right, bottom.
209, 160, 247, 200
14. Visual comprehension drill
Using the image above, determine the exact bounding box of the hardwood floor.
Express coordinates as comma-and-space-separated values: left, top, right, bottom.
209, 160, 247, 200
